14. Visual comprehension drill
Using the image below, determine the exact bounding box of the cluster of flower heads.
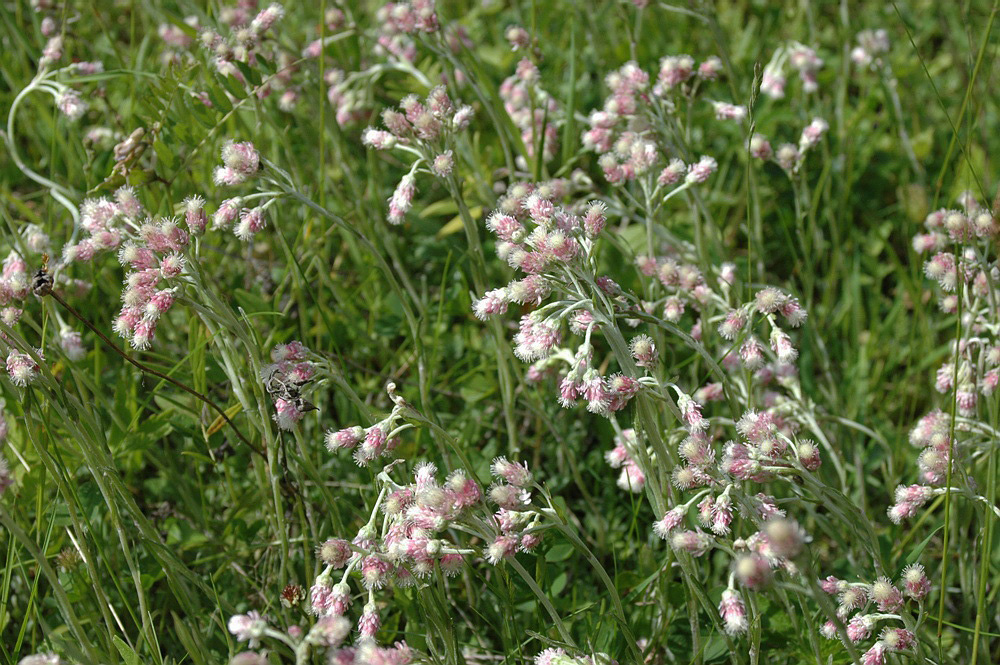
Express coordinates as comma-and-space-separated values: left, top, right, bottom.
760, 42, 824, 98
648, 403, 820, 546
816, 564, 930, 665
363, 87, 474, 224
65, 187, 187, 351
472, 182, 658, 415
55, 139, 272, 351
325, 407, 405, 467
196, 3, 285, 84
580, 56, 726, 185
323, 2, 445, 126
890, 192, 1000, 523
500, 56, 559, 164
747, 116, 829, 175
0, 235, 89, 379
261, 341, 316, 430
230, 382, 542, 665
227, 607, 411, 665
915, 195, 998, 309
28, 27, 103, 123
156, 1, 310, 111
376, 0, 439, 39
214, 140, 262, 186
211, 141, 275, 242
851, 29, 891, 70
661, 517, 812, 637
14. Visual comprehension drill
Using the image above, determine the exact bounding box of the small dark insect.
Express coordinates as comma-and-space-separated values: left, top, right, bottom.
31, 253, 53, 296
294, 397, 318, 413
261, 362, 316, 410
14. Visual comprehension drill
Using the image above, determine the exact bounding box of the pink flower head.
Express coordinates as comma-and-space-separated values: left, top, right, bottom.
658, 158, 686, 185
431, 151, 454, 177
213, 198, 243, 229
880, 627, 915, 652
658, 54, 695, 88
718, 310, 747, 339
630, 334, 658, 368
798, 117, 829, 151
361, 555, 392, 589
183, 195, 208, 234
485, 535, 518, 564
718, 589, 748, 635
142, 289, 175, 321
670, 529, 712, 557
228, 611, 267, 644
770, 328, 798, 364
617, 461, 646, 492
318, 538, 353, 568
653, 506, 686, 539
677, 393, 707, 430
583, 201, 607, 237
901, 563, 930, 599
6, 350, 39, 386
838, 586, 867, 612
861, 642, 886, 665
362, 128, 398, 150
387, 174, 416, 225
60, 330, 86, 361
740, 337, 765, 370
491, 457, 532, 486
235, 207, 267, 241
250, 3, 285, 35
506, 275, 550, 304
519, 532, 542, 552
534, 649, 566, 665
820, 575, 842, 594
488, 483, 529, 511
749, 133, 772, 159
712, 101, 747, 121
472, 289, 509, 320
355, 425, 388, 465
698, 56, 724, 80
273, 398, 303, 430
358, 602, 381, 638
711, 494, 733, 535
796, 441, 822, 470
847, 615, 873, 643
57, 91, 88, 121
763, 518, 805, 559
221, 140, 260, 176
486, 212, 524, 242
734, 553, 773, 589
685, 156, 717, 184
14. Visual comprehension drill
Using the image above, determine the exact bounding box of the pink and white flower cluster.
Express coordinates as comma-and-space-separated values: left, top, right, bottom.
580, 57, 726, 185
363, 86, 474, 224
816, 564, 928, 664
893, 192, 1000, 524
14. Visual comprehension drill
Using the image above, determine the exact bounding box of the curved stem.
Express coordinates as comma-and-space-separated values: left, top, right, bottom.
45, 288, 264, 458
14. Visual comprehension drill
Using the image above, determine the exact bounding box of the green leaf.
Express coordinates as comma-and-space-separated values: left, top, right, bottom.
905, 525, 943, 566
234, 60, 262, 87
545, 543, 574, 563
153, 139, 175, 170
112, 636, 139, 665
220, 74, 248, 99
205, 83, 233, 113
